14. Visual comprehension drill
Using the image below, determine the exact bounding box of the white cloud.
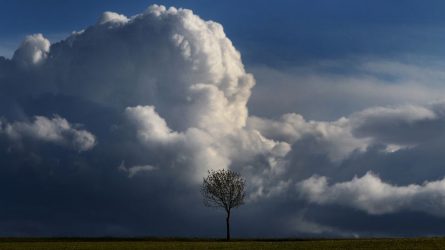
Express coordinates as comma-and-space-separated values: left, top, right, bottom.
248, 113, 368, 161
81, 6, 288, 184
350, 105, 436, 124
98, 11, 129, 25
248, 103, 445, 161
1, 115, 96, 151
298, 171, 445, 217
124, 104, 289, 183
125, 105, 179, 144
40, 4, 255, 136
12, 34, 50, 67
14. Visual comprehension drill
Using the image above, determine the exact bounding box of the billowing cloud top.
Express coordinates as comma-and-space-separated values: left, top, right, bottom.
1, 4, 445, 237
12, 33, 50, 67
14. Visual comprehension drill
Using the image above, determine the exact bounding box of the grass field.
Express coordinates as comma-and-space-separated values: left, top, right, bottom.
0, 238, 444, 250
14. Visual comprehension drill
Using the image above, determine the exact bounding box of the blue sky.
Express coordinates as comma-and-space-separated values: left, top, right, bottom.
3, 1, 445, 238
4, 0, 445, 63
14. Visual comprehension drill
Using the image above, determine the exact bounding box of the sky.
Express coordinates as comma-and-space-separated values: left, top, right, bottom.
2, 0, 445, 237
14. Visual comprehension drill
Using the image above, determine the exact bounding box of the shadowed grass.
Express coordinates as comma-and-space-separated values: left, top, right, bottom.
0, 237, 443, 249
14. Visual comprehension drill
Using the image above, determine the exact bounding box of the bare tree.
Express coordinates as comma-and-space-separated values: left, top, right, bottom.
201, 169, 246, 241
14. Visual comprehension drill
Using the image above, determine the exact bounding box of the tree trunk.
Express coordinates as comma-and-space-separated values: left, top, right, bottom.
226, 210, 231, 241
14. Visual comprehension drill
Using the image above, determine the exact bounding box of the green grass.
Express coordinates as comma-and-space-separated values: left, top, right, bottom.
0, 238, 444, 250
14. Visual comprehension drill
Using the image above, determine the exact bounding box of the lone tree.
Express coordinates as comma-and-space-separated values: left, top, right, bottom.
201, 169, 246, 241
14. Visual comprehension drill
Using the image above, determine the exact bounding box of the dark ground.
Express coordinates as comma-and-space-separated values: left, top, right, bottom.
0, 237, 444, 249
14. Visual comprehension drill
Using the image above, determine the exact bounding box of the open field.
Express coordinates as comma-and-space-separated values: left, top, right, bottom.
0, 238, 444, 250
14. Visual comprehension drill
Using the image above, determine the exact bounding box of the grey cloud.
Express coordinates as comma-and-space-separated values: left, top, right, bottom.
118, 161, 156, 178
350, 104, 443, 146
1, 115, 96, 151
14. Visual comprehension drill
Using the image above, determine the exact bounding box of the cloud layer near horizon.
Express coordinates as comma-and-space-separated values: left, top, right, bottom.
1, 4, 445, 237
